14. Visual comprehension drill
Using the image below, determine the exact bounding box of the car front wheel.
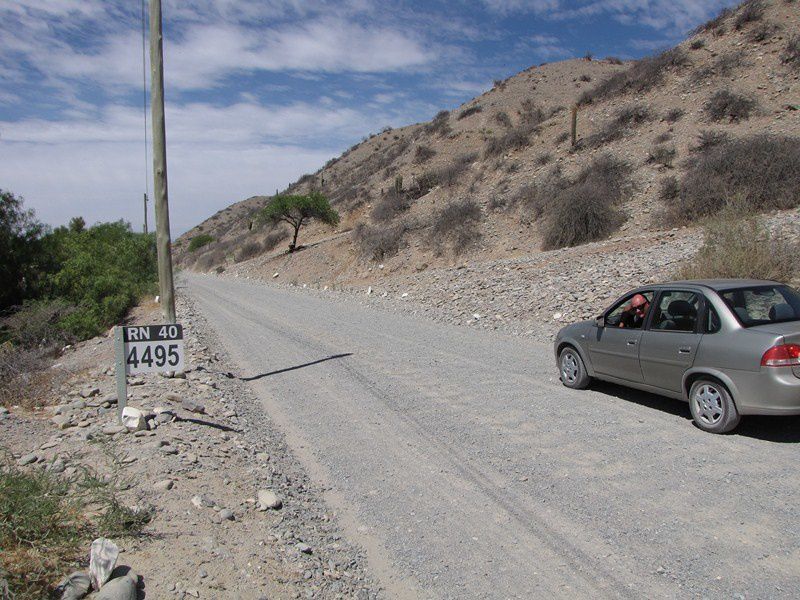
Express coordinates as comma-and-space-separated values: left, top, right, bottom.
689, 379, 741, 433
559, 346, 591, 389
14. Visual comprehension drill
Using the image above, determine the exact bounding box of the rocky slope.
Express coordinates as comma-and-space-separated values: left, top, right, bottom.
176, 0, 800, 312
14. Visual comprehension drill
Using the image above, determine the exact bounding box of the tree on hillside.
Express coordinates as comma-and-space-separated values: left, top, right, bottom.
257, 192, 339, 252
0, 190, 47, 309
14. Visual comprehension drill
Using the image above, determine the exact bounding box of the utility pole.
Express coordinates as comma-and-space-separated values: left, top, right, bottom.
143, 193, 148, 234
149, 0, 176, 323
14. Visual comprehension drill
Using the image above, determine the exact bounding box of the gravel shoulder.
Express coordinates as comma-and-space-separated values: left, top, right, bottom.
187, 271, 800, 600
1, 295, 376, 599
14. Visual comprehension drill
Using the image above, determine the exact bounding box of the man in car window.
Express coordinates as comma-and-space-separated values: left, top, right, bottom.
619, 294, 650, 328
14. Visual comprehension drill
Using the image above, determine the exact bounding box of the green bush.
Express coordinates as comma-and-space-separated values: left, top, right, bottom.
43, 222, 157, 339
0, 190, 47, 310
188, 233, 214, 251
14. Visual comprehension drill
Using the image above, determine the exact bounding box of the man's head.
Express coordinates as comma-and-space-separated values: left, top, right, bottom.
631, 294, 649, 315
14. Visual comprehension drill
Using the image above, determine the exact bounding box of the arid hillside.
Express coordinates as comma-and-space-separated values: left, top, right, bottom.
176, 0, 800, 295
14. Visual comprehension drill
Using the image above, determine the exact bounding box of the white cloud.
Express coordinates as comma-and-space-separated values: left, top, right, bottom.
480, 0, 560, 15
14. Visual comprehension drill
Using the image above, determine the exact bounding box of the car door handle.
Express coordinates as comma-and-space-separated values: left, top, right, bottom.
678, 347, 692, 354
626, 340, 637, 346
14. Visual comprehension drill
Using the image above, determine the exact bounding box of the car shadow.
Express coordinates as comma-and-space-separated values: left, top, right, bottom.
590, 381, 800, 443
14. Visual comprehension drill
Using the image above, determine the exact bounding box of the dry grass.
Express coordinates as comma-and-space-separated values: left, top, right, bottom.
648, 145, 677, 168
414, 145, 437, 164
734, 0, 766, 30
484, 123, 536, 157
582, 103, 653, 148
676, 213, 798, 282
371, 188, 412, 222
783, 36, 800, 68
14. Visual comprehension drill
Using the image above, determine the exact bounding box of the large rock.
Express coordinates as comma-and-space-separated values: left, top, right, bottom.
181, 398, 205, 414
257, 490, 282, 511
94, 570, 138, 600
89, 538, 119, 590
51, 414, 73, 429
55, 571, 91, 600
121, 407, 147, 432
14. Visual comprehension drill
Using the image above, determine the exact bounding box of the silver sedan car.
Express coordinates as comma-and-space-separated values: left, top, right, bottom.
554, 280, 800, 433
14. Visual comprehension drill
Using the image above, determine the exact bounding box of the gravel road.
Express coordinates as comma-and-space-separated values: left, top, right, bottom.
185, 272, 800, 600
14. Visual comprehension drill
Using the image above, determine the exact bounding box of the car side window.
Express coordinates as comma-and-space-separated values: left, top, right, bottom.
650, 291, 700, 333
706, 304, 721, 334
605, 291, 654, 329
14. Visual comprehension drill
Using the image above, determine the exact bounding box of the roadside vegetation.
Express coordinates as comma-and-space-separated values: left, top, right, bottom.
663, 134, 800, 223
0, 446, 151, 600
0, 190, 156, 407
676, 212, 798, 282
188, 233, 214, 252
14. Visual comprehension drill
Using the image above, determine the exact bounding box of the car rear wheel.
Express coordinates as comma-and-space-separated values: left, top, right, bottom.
559, 346, 591, 390
689, 379, 741, 434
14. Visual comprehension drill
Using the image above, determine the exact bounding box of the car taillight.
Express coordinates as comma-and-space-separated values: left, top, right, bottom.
761, 344, 800, 367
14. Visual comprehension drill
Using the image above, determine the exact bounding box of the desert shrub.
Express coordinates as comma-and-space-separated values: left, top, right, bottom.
734, 0, 765, 30
519, 100, 546, 124
437, 153, 477, 187
667, 134, 800, 224
748, 21, 779, 42
536, 153, 553, 166
484, 124, 535, 157
262, 228, 289, 251
693, 129, 729, 152
704, 90, 757, 122
494, 111, 512, 128
675, 213, 798, 282
414, 145, 437, 164
540, 154, 631, 249
234, 241, 262, 263
606, 56, 624, 65
584, 104, 653, 148
690, 39, 706, 50
693, 6, 734, 35
406, 170, 440, 200
659, 175, 680, 202
188, 233, 214, 252
425, 199, 483, 256
648, 145, 677, 167
194, 248, 226, 271
371, 188, 412, 222
783, 36, 800, 67
665, 108, 685, 123
0, 342, 56, 408
654, 132, 673, 144
579, 74, 591, 82
583, 51, 593, 61
353, 222, 408, 260
555, 131, 570, 144
457, 105, 482, 120
579, 48, 689, 104
691, 51, 747, 83
424, 111, 451, 137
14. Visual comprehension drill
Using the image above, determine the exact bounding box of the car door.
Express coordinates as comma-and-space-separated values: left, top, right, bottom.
586, 292, 654, 383
639, 290, 703, 393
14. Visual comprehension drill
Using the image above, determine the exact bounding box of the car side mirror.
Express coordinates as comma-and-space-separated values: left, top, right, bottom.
595, 315, 605, 328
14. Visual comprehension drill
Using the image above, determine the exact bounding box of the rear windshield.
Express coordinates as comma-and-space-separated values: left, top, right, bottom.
719, 285, 800, 328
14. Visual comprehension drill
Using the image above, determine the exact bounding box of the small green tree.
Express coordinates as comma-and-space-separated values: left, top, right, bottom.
258, 192, 339, 252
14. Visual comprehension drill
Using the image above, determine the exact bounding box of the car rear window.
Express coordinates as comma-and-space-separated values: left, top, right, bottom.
719, 285, 800, 328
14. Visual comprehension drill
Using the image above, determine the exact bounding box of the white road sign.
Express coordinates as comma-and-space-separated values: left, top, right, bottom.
123, 324, 185, 374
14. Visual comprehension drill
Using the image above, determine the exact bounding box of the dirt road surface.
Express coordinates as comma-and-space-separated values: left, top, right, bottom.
185, 273, 800, 600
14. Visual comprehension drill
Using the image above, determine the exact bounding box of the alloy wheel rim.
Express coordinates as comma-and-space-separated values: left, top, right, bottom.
694, 384, 724, 425
561, 352, 579, 383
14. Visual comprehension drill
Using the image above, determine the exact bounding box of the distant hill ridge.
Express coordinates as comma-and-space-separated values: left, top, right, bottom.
176, 0, 800, 290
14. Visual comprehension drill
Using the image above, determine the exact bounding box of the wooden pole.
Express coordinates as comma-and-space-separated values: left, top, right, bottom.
570, 105, 578, 147
143, 193, 148, 234
149, 0, 176, 323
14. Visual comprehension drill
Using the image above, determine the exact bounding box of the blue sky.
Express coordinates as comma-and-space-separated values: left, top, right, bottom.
0, 0, 739, 235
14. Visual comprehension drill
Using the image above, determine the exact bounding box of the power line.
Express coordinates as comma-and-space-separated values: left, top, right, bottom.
141, 0, 150, 233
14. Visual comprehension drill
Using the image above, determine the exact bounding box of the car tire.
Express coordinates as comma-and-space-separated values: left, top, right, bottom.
559, 346, 591, 390
689, 379, 741, 434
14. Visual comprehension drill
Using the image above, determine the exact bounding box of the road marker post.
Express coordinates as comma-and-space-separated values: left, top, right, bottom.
114, 327, 128, 424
